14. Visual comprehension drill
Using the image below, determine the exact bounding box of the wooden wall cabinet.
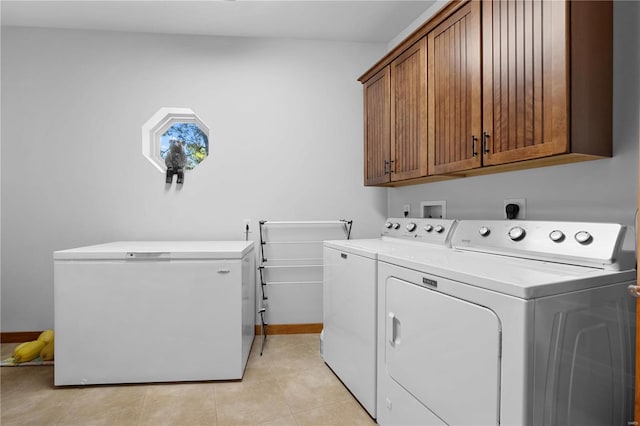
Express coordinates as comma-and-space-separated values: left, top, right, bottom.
480, 0, 612, 170
363, 39, 428, 186
427, 1, 482, 175
363, 67, 391, 186
390, 38, 428, 181
481, 0, 568, 166
360, 0, 613, 186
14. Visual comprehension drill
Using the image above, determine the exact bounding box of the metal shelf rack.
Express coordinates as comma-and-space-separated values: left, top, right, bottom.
256, 219, 352, 355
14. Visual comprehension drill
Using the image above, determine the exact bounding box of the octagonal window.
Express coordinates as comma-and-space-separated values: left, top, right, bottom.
142, 107, 210, 173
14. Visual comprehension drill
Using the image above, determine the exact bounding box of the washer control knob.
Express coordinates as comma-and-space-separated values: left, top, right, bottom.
508, 226, 526, 241
424, 224, 433, 232
385, 222, 393, 229
549, 230, 565, 242
575, 231, 592, 244
434, 225, 445, 233
392, 223, 401, 230
478, 226, 490, 237
406, 223, 417, 232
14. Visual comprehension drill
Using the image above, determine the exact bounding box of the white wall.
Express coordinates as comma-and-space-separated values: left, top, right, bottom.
388, 1, 640, 233
0, 27, 388, 331
3, 1, 638, 333
387, 0, 448, 51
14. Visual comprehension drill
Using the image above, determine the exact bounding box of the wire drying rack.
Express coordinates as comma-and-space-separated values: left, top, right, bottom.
257, 219, 352, 355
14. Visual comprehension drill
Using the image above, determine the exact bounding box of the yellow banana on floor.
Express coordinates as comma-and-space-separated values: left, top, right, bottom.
13, 340, 46, 363
37, 329, 54, 344
12, 341, 30, 354
40, 341, 54, 361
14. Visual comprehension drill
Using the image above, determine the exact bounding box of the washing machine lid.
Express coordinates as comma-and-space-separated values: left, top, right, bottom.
324, 218, 457, 260
378, 248, 636, 299
324, 237, 452, 260
54, 241, 255, 260
324, 239, 385, 259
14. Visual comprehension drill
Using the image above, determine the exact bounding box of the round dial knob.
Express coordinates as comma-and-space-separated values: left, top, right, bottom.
385, 222, 393, 229
424, 224, 433, 232
406, 223, 417, 232
508, 226, 526, 241
434, 225, 445, 234
575, 231, 592, 244
549, 230, 565, 242
478, 226, 490, 237
392, 223, 401, 230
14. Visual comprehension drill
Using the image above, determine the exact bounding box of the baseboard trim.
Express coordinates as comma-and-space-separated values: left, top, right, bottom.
254, 323, 323, 335
1, 331, 42, 343
3, 324, 324, 343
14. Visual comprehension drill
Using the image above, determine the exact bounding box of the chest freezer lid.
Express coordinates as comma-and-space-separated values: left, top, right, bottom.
54, 241, 254, 260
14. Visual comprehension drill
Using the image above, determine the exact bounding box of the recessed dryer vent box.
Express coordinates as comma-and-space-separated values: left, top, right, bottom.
421, 201, 447, 219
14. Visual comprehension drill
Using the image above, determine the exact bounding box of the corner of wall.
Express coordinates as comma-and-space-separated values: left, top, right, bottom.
386, 0, 450, 52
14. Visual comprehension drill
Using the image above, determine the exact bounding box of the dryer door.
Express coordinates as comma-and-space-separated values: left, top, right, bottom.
385, 275, 501, 425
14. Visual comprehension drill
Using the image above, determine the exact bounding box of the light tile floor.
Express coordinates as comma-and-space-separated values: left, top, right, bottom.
1, 334, 376, 426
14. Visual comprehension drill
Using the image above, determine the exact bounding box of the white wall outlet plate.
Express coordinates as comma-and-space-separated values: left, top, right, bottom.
403, 204, 411, 216
504, 198, 526, 219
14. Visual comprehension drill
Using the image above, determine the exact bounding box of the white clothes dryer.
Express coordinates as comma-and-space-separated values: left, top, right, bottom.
377, 220, 636, 425
323, 218, 457, 418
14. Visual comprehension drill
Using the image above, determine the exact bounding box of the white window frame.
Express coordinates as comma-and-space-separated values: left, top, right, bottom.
141, 107, 210, 172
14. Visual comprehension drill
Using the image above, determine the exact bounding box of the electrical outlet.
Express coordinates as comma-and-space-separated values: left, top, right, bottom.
504, 198, 526, 219
403, 204, 411, 217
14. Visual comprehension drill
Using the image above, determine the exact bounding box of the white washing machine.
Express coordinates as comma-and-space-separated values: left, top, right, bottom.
377, 220, 636, 426
323, 218, 457, 418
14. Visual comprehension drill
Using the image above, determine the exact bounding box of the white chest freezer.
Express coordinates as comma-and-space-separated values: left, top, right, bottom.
54, 241, 255, 386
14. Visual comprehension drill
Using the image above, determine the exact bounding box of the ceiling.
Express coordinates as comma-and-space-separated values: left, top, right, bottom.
0, 1, 438, 43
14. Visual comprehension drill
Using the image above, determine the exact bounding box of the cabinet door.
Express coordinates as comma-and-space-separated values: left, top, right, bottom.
390, 38, 428, 181
482, 0, 568, 165
363, 67, 391, 185
427, 1, 482, 174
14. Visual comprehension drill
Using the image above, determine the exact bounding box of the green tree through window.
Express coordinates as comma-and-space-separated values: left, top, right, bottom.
160, 123, 209, 170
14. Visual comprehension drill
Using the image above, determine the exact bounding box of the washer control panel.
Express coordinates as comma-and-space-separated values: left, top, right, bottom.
381, 218, 457, 245
452, 220, 627, 268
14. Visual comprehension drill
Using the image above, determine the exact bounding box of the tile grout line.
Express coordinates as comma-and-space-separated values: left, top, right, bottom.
134, 385, 149, 426
268, 354, 300, 426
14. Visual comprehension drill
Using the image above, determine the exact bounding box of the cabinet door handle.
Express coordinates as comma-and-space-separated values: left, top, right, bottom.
627, 285, 640, 298
471, 135, 478, 157
383, 160, 389, 174
482, 132, 490, 154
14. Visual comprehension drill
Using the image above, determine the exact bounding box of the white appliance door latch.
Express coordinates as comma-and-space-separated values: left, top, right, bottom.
627, 285, 640, 298
387, 312, 400, 347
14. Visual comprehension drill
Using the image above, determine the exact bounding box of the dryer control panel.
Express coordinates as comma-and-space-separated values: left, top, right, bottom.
451, 220, 627, 269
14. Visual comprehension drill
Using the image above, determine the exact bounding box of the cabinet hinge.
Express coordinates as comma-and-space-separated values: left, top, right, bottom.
383, 160, 395, 174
